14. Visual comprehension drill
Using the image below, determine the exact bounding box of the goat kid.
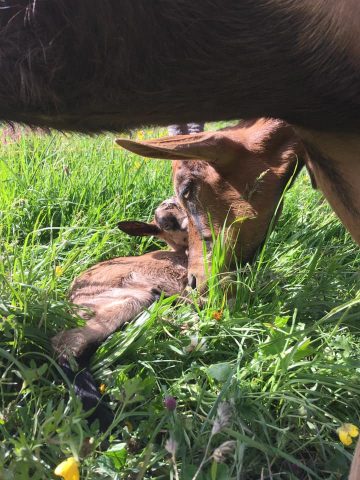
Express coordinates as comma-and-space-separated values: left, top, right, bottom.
52, 197, 188, 361
51, 197, 188, 431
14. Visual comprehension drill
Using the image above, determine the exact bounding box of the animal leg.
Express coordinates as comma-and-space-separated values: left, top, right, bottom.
299, 131, 360, 244
349, 437, 360, 480
52, 287, 155, 359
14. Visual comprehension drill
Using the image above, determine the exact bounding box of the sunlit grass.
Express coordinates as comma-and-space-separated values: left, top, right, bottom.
0, 127, 359, 479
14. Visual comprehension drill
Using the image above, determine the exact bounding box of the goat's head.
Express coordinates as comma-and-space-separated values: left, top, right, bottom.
116, 119, 305, 289
118, 196, 188, 252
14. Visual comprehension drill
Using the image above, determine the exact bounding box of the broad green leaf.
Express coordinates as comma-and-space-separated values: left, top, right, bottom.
207, 363, 232, 382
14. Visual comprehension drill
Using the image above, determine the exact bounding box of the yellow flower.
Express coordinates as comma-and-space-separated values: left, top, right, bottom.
337, 423, 359, 446
54, 457, 80, 480
99, 383, 106, 394
55, 266, 64, 277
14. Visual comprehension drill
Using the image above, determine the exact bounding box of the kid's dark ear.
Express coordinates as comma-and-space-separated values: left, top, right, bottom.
117, 221, 162, 237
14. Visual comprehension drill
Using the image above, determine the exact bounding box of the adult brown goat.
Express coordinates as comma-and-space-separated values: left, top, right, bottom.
0, 1, 359, 247
116, 118, 306, 289
117, 121, 360, 478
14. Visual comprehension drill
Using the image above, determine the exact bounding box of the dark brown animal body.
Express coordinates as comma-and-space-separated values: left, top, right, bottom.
1, 1, 359, 134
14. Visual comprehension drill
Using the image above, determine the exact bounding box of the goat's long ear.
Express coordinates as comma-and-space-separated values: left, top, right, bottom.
115, 132, 242, 164
116, 120, 304, 167
118, 221, 162, 237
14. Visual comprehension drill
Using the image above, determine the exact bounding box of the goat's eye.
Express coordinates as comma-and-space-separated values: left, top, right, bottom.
179, 182, 194, 200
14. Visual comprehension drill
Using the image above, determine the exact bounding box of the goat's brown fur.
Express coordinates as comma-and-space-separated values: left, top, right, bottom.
52, 251, 187, 359
52, 198, 188, 359
0, 1, 358, 133
0, 1, 359, 251
116, 118, 305, 288
117, 122, 360, 476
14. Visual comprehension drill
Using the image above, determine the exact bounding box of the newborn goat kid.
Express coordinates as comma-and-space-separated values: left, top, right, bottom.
52, 197, 188, 361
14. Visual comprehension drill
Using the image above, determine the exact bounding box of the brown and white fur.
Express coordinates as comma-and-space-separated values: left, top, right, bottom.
116, 119, 305, 289
51, 197, 188, 360
0, 2, 359, 251
116, 123, 360, 477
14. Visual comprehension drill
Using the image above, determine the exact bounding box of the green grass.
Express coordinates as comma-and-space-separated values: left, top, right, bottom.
0, 127, 359, 479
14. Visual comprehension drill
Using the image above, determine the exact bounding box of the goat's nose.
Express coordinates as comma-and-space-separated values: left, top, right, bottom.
188, 273, 197, 289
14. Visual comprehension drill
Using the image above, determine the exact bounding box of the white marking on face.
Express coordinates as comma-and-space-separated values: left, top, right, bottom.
180, 217, 188, 231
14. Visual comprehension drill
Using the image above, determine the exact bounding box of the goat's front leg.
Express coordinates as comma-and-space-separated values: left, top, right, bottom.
52, 288, 155, 359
